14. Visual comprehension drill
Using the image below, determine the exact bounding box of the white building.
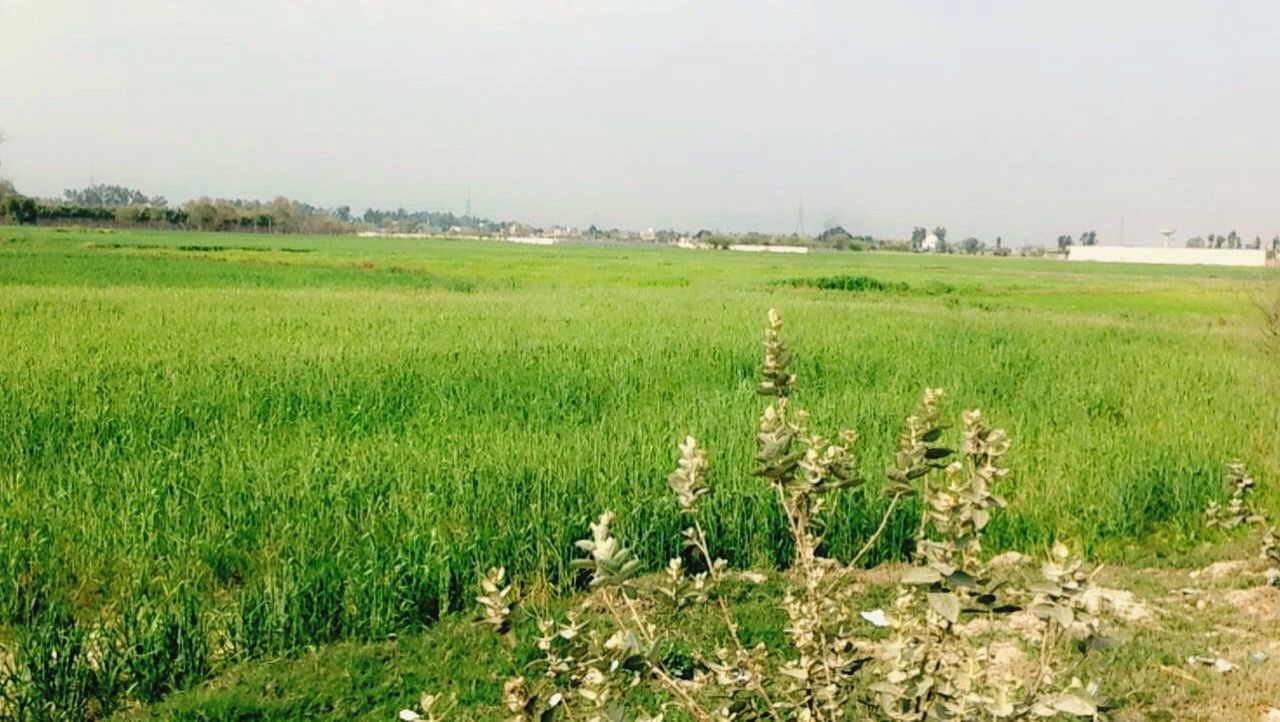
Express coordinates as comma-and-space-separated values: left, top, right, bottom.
727, 244, 809, 254
504, 236, 558, 246
676, 237, 711, 250
1067, 245, 1269, 267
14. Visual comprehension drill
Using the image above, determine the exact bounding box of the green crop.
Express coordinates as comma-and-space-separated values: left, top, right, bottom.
0, 226, 1276, 717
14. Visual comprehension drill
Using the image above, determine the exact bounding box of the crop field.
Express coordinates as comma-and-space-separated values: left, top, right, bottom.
0, 226, 1277, 715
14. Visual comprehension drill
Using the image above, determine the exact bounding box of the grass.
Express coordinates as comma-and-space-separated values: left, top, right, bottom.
0, 226, 1277, 717
116, 548, 1280, 722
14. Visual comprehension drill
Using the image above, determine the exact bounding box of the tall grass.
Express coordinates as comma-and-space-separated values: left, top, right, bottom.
0, 227, 1276, 716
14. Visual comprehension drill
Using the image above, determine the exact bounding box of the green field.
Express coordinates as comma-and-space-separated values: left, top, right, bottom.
1, 226, 1277, 716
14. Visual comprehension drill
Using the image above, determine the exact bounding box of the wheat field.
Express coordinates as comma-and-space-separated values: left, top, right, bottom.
0, 226, 1275, 716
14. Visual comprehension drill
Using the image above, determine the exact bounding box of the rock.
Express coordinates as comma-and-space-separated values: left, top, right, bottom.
1081, 587, 1153, 623
1263, 708, 1280, 722
1186, 654, 1236, 673
860, 609, 890, 628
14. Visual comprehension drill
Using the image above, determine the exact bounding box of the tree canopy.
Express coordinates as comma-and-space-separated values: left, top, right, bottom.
63, 183, 165, 208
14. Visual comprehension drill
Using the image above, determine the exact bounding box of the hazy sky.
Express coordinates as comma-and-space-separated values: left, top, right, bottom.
2, 1, 1278, 243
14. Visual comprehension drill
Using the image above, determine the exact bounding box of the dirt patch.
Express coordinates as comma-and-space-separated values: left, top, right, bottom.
985, 640, 1033, 681
988, 551, 1032, 569
1190, 560, 1248, 582
850, 563, 909, 586
957, 611, 1042, 641
1222, 587, 1280, 621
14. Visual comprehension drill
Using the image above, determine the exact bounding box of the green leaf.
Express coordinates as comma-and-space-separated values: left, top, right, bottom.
973, 508, 990, 530
1051, 605, 1075, 628
1052, 693, 1098, 716
944, 569, 980, 589
1026, 581, 1061, 595
901, 567, 943, 585
927, 592, 961, 623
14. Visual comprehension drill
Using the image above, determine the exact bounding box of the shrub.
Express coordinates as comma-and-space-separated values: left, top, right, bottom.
1262, 526, 1279, 587
1, 196, 37, 225
1203, 462, 1263, 529
406, 310, 1112, 721
789, 275, 909, 293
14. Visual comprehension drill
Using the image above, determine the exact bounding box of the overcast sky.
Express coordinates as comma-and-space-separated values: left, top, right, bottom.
2, 1, 1278, 243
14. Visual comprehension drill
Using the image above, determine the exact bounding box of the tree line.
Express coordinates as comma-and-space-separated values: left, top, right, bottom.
2, 157, 1278, 253
1185, 231, 1277, 250
0, 181, 512, 236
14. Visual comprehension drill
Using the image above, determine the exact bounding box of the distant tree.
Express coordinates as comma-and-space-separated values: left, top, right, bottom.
1273, 235, 1280, 253
817, 226, 853, 244
334, 205, 351, 223
1185, 236, 1206, 248
1057, 235, 1073, 252
182, 198, 219, 230
1079, 230, 1097, 246
63, 183, 161, 207
0, 131, 15, 203
3, 195, 38, 224
959, 237, 982, 255
932, 226, 947, 243
910, 227, 927, 250
1252, 235, 1262, 250
995, 236, 1002, 250
1227, 230, 1240, 249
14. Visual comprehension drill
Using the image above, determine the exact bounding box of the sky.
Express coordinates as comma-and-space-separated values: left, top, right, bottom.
2, 0, 1278, 244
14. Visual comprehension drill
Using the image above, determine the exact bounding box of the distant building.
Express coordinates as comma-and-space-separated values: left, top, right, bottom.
727, 244, 809, 254
676, 237, 711, 250
505, 237, 558, 246
1067, 245, 1269, 267
921, 232, 940, 252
